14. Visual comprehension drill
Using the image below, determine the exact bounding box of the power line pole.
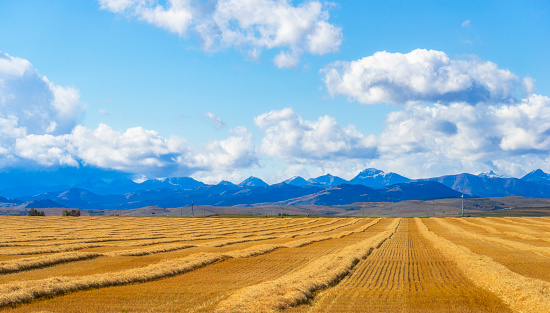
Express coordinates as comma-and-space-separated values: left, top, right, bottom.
191, 201, 194, 217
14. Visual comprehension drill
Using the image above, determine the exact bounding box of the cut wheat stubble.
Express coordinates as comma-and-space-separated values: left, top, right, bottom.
416, 218, 550, 313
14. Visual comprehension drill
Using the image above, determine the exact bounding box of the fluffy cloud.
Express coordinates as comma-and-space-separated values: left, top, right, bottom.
255, 108, 377, 162
372, 94, 550, 178
12, 124, 258, 177
98, 0, 342, 68
0, 115, 26, 139
12, 124, 188, 174
494, 94, 550, 152
378, 95, 550, 156
0, 51, 84, 136
15, 134, 78, 167
322, 49, 525, 105
0, 52, 32, 77
187, 126, 258, 172
314, 49, 549, 179
70, 124, 186, 172
273, 51, 300, 69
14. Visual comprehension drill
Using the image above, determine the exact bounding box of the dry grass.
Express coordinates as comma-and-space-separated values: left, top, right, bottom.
433, 218, 550, 258
0, 252, 102, 274
1, 217, 549, 312
214, 219, 400, 312
290, 219, 512, 313
457, 217, 550, 243
0, 243, 104, 255
476, 218, 550, 242
106, 243, 196, 256
0, 252, 228, 307
417, 218, 550, 313
0, 218, 379, 308
8, 220, 387, 312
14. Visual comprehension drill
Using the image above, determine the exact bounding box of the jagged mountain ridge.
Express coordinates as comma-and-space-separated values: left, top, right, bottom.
13, 181, 460, 209
273, 181, 461, 206
3, 168, 550, 209
238, 176, 269, 187
284, 176, 308, 186
421, 171, 550, 198
307, 174, 348, 187
478, 170, 509, 179
522, 169, 550, 184
349, 168, 411, 189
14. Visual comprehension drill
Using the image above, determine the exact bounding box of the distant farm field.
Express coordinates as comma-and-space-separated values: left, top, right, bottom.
0, 217, 549, 312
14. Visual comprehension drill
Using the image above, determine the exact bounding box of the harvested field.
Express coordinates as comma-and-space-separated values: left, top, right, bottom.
424, 218, 550, 282
289, 219, 511, 313
0, 216, 548, 312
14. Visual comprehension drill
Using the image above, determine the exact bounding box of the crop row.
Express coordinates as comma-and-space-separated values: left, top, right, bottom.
431, 218, 550, 258
0, 218, 383, 307
418, 218, 550, 313
290, 219, 512, 313
0, 219, 372, 276
215, 219, 400, 312
0, 218, 319, 245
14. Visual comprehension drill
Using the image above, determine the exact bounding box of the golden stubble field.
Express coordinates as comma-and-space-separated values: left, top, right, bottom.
0, 216, 549, 312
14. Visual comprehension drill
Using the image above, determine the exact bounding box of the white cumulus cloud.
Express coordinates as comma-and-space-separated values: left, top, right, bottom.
372, 94, 550, 178
15, 134, 78, 167
322, 49, 525, 105
495, 94, 550, 152
274, 51, 300, 69
98, 0, 342, 67
12, 123, 259, 178
0, 51, 85, 136
137, 0, 195, 35
187, 126, 258, 172
255, 108, 377, 162
0, 52, 32, 77
70, 124, 187, 172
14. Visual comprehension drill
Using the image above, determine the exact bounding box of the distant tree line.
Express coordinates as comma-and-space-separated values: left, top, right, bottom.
62, 209, 81, 217
28, 208, 45, 216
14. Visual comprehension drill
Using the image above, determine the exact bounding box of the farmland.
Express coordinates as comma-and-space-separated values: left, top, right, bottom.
0, 217, 549, 312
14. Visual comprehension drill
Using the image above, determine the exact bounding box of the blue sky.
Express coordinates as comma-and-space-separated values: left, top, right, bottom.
0, 0, 549, 184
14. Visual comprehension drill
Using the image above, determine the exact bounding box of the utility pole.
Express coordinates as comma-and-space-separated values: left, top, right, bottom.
191, 201, 194, 217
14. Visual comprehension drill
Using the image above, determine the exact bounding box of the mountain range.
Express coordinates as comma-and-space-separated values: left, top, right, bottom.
1, 168, 550, 210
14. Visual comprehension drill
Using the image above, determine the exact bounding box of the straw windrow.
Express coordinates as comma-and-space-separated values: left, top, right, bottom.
416, 218, 550, 313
